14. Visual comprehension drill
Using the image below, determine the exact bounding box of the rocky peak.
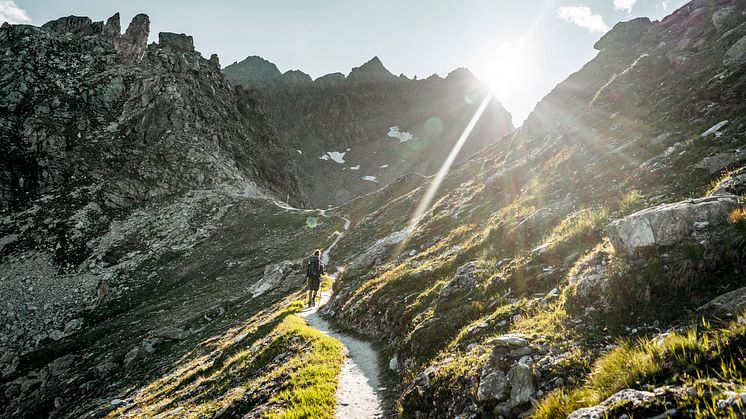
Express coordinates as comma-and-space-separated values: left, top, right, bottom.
347, 56, 396, 82
41, 15, 103, 36
313, 71, 346, 87
158, 32, 195, 52
115, 13, 150, 61
222, 55, 283, 88
103, 13, 120, 37
594, 17, 652, 51
282, 69, 313, 85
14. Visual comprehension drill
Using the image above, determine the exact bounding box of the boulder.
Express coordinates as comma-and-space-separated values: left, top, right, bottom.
505, 362, 534, 407
724, 34, 746, 66
694, 149, 746, 174
711, 172, 746, 196
605, 195, 741, 256
440, 261, 483, 297
477, 365, 508, 402
698, 287, 746, 319
568, 389, 656, 419
490, 334, 528, 348
158, 32, 195, 52
248, 261, 298, 297
93, 361, 120, 378
713, 7, 736, 34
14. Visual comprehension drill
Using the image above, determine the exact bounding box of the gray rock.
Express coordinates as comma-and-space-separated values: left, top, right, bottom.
710, 172, 746, 196
158, 32, 195, 52
48, 354, 76, 376
389, 355, 399, 372
4, 383, 20, 398
713, 7, 736, 34
93, 361, 120, 378
505, 362, 534, 406
153, 327, 188, 341
605, 195, 741, 256
440, 261, 482, 297
490, 334, 528, 348
477, 366, 509, 402
694, 149, 746, 174
568, 389, 656, 419
725, 35, 746, 66
115, 14, 150, 60
698, 287, 746, 319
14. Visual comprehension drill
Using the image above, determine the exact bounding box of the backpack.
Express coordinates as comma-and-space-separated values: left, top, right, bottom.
308, 259, 321, 278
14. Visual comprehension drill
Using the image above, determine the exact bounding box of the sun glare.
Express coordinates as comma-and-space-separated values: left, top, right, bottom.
482, 39, 528, 97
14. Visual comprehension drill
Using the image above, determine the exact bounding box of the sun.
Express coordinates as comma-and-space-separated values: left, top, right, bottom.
479, 39, 528, 97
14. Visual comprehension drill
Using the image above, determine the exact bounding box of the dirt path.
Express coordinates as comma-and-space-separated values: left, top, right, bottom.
300, 292, 384, 419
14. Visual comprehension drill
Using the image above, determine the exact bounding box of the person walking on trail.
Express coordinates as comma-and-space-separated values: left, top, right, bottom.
306, 249, 325, 307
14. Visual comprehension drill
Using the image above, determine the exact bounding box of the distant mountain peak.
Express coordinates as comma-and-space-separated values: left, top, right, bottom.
222, 55, 283, 88
347, 56, 396, 82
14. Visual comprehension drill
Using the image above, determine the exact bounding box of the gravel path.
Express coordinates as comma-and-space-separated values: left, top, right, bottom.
300, 292, 384, 419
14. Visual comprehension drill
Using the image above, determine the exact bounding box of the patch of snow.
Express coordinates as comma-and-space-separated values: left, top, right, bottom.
350, 165, 360, 170
388, 126, 414, 143
379, 164, 389, 168
701, 120, 728, 138
362, 176, 378, 182
319, 151, 346, 164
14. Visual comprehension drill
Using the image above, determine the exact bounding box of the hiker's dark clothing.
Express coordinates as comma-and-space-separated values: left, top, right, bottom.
306, 255, 324, 292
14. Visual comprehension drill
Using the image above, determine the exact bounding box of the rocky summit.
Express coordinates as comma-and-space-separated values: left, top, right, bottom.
2, 1, 746, 418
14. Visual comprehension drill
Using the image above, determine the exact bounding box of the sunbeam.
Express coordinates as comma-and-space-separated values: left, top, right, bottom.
401, 93, 494, 243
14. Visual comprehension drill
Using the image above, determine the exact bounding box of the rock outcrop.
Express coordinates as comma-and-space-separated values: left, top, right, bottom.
605, 195, 740, 256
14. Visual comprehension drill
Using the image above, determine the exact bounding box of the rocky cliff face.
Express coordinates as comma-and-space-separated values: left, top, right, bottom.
224, 56, 514, 206
0, 13, 302, 213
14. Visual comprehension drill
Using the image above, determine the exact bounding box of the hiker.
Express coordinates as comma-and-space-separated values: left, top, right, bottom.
305, 249, 325, 307
89, 279, 109, 310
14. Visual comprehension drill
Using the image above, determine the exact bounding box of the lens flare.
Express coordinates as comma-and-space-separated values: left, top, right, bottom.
402, 94, 493, 240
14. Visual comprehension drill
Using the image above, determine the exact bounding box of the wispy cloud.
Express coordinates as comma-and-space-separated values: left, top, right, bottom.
613, 0, 637, 13
0, 0, 31, 25
661, 0, 671, 10
557, 6, 610, 33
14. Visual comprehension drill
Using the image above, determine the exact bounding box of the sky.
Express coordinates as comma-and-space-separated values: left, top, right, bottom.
2, 0, 689, 125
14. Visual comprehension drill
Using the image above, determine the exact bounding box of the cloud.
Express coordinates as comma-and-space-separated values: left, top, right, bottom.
613, 0, 637, 13
661, 0, 671, 10
557, 6, 610, 33
0, 0, 31, 25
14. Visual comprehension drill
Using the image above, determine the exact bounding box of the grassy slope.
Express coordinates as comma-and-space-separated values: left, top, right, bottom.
324, 4, 746, 415
8, 197, 350, 418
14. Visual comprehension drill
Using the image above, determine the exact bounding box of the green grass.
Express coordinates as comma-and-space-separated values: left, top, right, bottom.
106, 298, 345, 419
534, 316, 746, 418
265, 313, 345, 419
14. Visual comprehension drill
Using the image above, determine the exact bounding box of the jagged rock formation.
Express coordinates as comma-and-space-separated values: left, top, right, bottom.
0, 14, 302, 213
224, 56, 514, 206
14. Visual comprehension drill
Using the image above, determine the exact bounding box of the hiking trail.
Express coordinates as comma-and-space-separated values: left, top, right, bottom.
300, 291, 384, 419
273, 200, 383, 418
